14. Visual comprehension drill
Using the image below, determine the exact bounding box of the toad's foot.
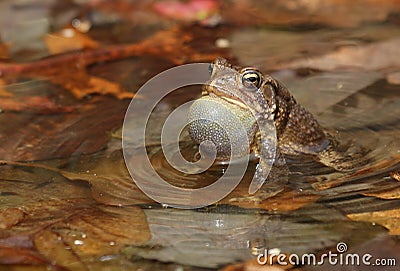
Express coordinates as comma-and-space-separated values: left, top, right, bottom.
230, 151, 288, 204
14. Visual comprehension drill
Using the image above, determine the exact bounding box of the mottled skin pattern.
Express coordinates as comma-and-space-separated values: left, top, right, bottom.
200, 57, 361, 172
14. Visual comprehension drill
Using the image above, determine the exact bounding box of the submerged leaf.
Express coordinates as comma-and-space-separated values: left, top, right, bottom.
363, 188, 400, 200
45, 28, 99, 55
34, 206, 150, 258
0, 94, 128, 161
34, 230, 87, 271
226, 189, 320, 212
386, 71, 400, 85
221, 258, 291, 271
50, 70, 134, 100
232, 26, 400, 72
0, 247, 47, 265
0, 161, 151, 267
347, 209, 400, 235
221, 0, 400, 27
0, 208, 24, 230
279, 38, 400, 71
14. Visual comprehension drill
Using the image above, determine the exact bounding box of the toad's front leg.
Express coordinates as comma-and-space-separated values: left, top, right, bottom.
249, 117, 288, 195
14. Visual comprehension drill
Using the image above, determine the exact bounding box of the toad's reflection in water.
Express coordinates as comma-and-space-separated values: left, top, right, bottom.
123, 205, 387, 268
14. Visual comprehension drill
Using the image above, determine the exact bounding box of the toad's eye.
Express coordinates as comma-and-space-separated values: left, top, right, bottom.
241, 69, 262, 89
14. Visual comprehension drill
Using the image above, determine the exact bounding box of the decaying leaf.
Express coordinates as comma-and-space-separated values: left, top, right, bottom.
391, 170, 400, 181
387, 72, 400, 85
278, 38, 400, 71
33, 205, 150, 254
0, 159, 151, 268
221, 0, 400, 27
34, 230, 87, 271
347, 209, 400, 235
0, 247, 47, 265
1, 2, 400, 270
45, 28, 99, 55
49, 69, 135, 100
363, 185, 400, 200
0, 148, 153, 207
0, 40, 9, 60
226, 189, 320, 212
0, 95, 128, 161
57, 151, 154, 206
312, 156, 400, 191
0, 208, 24, 230
232, 26, 400, 72
31, 206, 150, 269
0, 96, 76, 114
0, 26, 223, 101
221, 258, 292, 271
0, 79, 13, 97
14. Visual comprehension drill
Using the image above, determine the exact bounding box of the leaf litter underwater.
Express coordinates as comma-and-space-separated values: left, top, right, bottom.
1, 16, 400, 271
1, 66, 400, 271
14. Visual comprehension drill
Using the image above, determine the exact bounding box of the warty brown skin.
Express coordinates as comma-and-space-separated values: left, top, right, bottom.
189, 57, 369, 176
202, 57, 330, 158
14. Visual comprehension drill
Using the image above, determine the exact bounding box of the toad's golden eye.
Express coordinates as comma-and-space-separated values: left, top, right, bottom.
240, 69, 263, 89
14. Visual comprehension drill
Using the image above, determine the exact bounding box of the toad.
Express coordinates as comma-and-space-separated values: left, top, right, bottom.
188, 58, 365, 193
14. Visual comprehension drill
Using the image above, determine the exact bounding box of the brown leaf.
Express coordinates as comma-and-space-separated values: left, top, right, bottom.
60, 206, 150, 253
0, 160, 150, 266
278, 38, 400, 71
347, 209, 400, 235
387, 72, 400, 85
391, 170, 400, 181
1, 199, 94, 238
312, 155, 400, 191
0, 96, 76, 114
0, 247, 47, 265
0, 26, 221, 78
53, 163, 153, 206
232, 26, 400, 72
45, 28, 99, 55
221, 0, 400, 27
0, 79, 13, 97
363, 185, 400, 200
0, 40, 9, 60
89, 175, 153, 206
33, 206, 150, 269
220, 258, 292, 271
0, 149, 153, 207
0, 96, 128, 161
226, 189, 320, 212
50, 70, 134, 100
0, 208, 24, 230
34, 230, 87, 271
57, 151, 154, 206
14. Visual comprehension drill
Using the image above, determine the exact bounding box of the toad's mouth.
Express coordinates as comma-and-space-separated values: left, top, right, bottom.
202, 89, 248, 110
